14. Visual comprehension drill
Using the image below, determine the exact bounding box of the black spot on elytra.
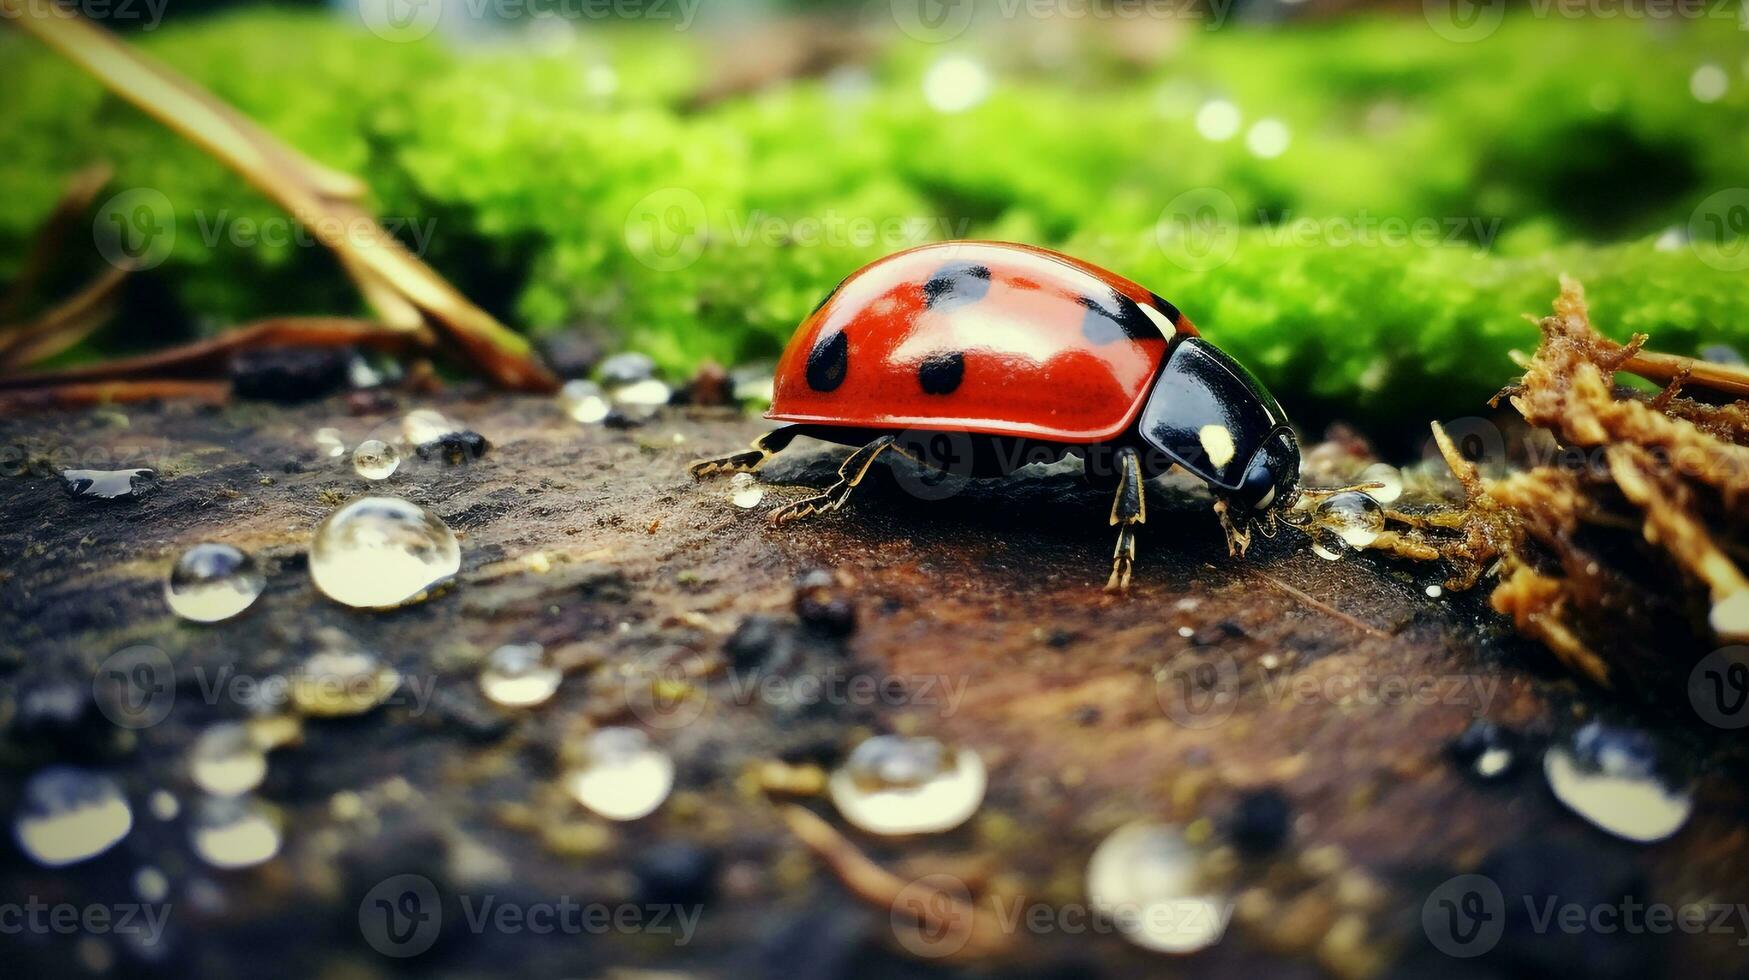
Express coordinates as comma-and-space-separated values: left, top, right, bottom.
922, 263, 991, 311
917, 352, 965, 395
1078, 291, 1164, 345
806, 331, 849, 392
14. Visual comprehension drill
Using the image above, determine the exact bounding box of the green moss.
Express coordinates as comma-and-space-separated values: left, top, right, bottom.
4, 9, 1748, 427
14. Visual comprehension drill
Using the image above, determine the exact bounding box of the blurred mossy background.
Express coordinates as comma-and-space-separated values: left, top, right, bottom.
3, 1, 1747, 437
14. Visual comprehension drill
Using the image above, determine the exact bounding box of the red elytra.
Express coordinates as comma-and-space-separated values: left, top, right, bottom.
767, 241, 1198, 443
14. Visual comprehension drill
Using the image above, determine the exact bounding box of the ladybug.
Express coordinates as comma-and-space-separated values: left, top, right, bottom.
691, 241, 1304, 591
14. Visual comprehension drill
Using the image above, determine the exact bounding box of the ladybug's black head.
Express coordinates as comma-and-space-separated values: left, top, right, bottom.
1137, 336, 1300, 515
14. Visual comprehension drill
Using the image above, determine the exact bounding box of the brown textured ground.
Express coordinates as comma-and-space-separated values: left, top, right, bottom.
1, 391, 1747, 979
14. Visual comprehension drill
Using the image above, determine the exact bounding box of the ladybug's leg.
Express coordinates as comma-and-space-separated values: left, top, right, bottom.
768, 435, 895, 526
1105, 446, 1147, 593
688, 425, 803, 479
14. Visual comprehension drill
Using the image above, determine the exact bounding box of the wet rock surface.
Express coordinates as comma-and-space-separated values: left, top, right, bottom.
1, 392, 1747, 978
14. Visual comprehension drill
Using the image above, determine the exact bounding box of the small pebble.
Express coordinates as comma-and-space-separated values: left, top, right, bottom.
1224, 787, 1292, 855
559, 379, 611, 424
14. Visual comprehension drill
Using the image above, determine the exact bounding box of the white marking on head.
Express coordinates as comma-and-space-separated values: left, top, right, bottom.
1254, 485, 1277, 510
1198, 424, 1235, 468
1139, 303, 1175, 335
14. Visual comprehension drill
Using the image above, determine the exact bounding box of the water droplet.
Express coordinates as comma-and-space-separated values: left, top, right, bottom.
165, 543, 265, 623
402, 408, 460, 445
730, 472, 764, 509
828, 735, 986, 836
611, 379, 673, 418
189, 797, 281, 869
1447, 720, 1520, 782
564, 727, 674, 821
599, 352, 656, 385
1424, 584, 1444, 599
314, 427, 346, 459
1357, 462, 1403, 504
61, 468, 157, 501
559, 379, 611, 424
310, 496, 460, 609
1543, 722, 1692, 843
14, 767, 133, 866
188, 723, 267, 796
133, 866, 169, 902
1315, 491, 1384, 549
290, 642, 402, 717
1087, 822, 1228, 954
479, 643, 561, 708
351, 439, 400, 481
1310, 528, 1348, 561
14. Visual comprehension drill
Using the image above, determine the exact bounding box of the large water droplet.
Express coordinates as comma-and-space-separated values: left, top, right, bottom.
188, 723, 268, 796
189, 797, 281, 869
14, 767, 133, 866
1087, 822, 1228, 954
730, 472, 764, 509
61, 468, 157, 501
352, 439, 400, 481
310, 496, 460, 609
479, 643, 561, 708
559, 380, 611, 424
165, 543, 265, 623
1543, 722, 1692, 843
1315, 491, 1384, 549
564, 727, 674, 821
289, 641, 402, 717
828, 735, 985, 836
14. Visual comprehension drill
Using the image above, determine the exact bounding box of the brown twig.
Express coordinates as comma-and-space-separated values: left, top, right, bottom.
0, 317, 422, 389
1250, 569, 1392, 639
0, 163, 115, 324
0, 378, 230, 411
0, 265, 130, 370
776, 804, 1010, 961
1, 2, 557, 392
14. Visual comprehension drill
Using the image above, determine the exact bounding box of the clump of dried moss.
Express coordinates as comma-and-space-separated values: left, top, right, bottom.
1379, 280, 1749, 702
